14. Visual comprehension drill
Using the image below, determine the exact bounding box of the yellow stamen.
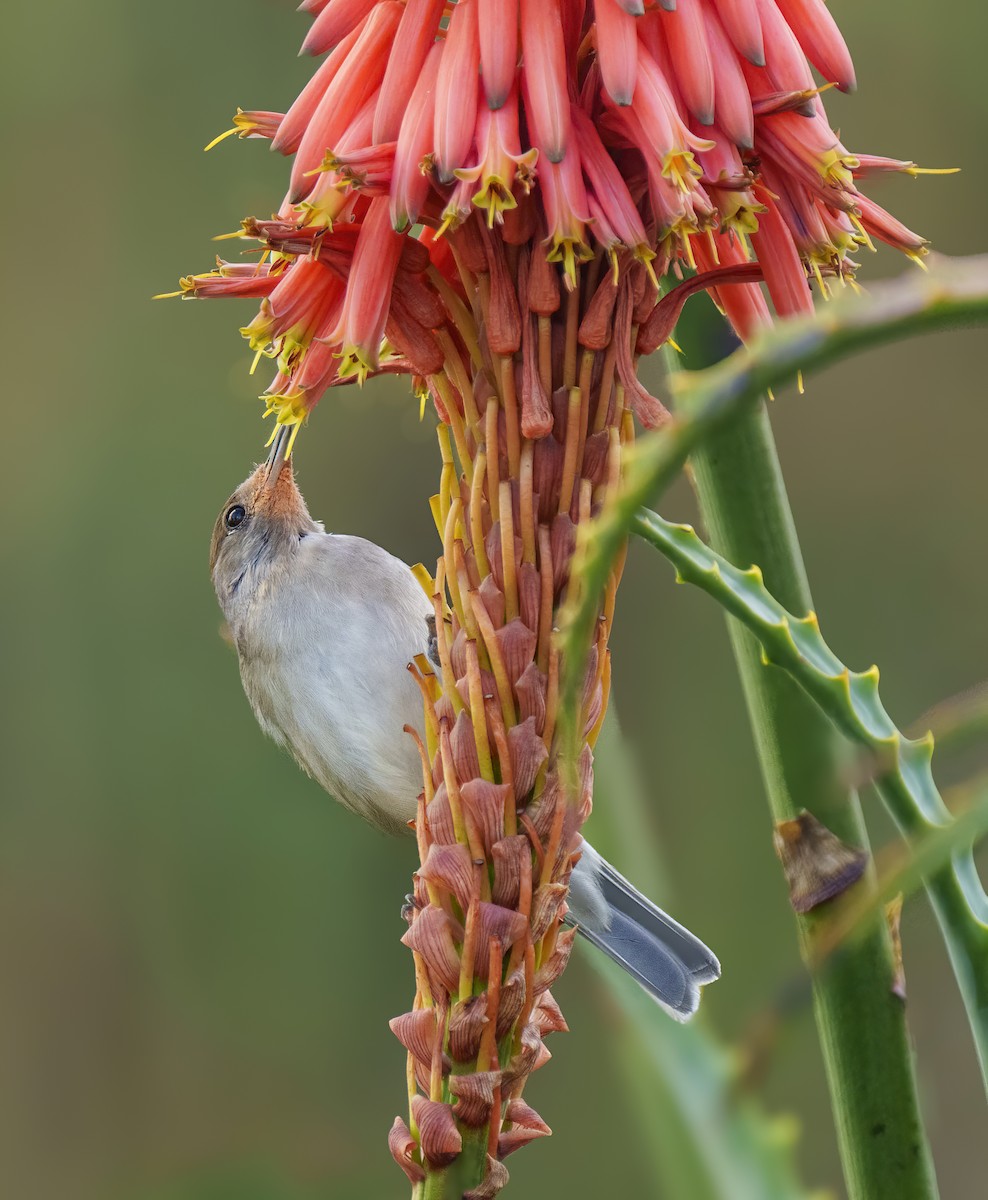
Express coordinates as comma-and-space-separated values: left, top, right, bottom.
679, 229, 697, 270
811, 258, 830, 299
203, 126, 240, 153
848, 212, 877, 254
636, 244, 659, 290
661, 149, 703, 193
608, 247, 620, 286
547, 236, 593, 291
467, 176, 518, 227
904, 165, 960, 177
336, 346, 374, 385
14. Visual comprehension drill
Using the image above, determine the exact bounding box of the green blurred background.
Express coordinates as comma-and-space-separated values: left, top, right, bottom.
2, 2, 986, 1197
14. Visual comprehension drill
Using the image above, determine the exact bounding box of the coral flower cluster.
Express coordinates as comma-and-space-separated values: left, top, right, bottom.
174, 1, 928, 1194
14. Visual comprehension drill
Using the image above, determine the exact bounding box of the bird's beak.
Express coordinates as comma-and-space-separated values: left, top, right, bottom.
264, 424, 292, 490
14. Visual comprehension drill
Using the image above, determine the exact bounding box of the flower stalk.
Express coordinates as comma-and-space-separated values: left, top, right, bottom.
389, 226, 635, 1195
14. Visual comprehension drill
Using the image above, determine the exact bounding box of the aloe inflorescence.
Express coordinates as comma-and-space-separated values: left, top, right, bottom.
167, 1, 948, 1193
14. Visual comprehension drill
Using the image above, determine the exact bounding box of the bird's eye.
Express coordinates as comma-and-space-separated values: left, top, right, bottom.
225, 504, 247, 530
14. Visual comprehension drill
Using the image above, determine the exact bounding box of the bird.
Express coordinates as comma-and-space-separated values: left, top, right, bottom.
209, 426, 720, 1019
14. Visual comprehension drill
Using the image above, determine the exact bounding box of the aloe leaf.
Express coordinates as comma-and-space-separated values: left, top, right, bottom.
557, 254, 988, 765
632, 506, 988, 1083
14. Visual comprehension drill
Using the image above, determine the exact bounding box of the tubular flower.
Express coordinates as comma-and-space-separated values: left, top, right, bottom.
170, 1, 943, 1194
455, 88, 539, 228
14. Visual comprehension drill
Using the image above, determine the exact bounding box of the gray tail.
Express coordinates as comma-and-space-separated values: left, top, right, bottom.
566, 842, 721, 1021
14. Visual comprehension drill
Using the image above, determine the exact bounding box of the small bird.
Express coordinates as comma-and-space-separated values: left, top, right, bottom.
209, 427, 720, 1018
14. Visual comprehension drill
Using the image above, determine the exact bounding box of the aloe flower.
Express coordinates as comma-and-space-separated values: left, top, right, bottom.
172, 1, 934, 1193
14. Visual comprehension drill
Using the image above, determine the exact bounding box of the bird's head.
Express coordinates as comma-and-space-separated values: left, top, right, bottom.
209, 425, 320, 602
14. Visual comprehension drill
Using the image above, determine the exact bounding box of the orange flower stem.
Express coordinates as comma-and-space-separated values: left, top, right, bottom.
433, 375, 473, 484
517, 813, 545, 881
603, 545, 627, 626
453, 542, 482, 638
588, 650, 611, 749
406, 1051, 419, 1115
441, 512, 466, 636
413, 950, 434, 1010
503, 855, 531, 994
537, 314, 553, 396
484, 397, 501, 523
498, 480, 520, 623
618, 399, 632, 443
479, 937, 503, 1071
435, 425, 455, 527
464, 639, 496, 782
432, 577, 463, 715
439, 722, 471, 849
578, 477, 592, 526
516, 840, 533, 924
542, 646, 560, 762
458, 867, 483, 1001
427, 264, 484, 369
410, 784, 443, 912
437, 329, 481, 431
590, 339, 618, 434
406, 722, 437, 811
557, 387, 582, 516
585, 245, 605, 298
407, 666, 441, 765
562, 284, 580, 389
429, 1002, 446, 1102
519, 940, 537, 1033
468, 452, 492, 578
498, 357, 522, 476
448, 242, 482, 326
429, 493, 445, 542
575, 349, 593, 468
518, 441, 536, 564
540, 792, 566, 888
468, 591, 518, 732
594, 424, 621, 506
487, 710, 517, 835
487, 1082, 502, 1160
535, 524, 554, 675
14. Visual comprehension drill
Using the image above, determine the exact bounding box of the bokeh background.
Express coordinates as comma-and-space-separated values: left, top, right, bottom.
2, 2, 986, 1197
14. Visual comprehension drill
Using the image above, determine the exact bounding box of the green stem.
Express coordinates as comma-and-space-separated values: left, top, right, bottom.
422, 1126, 490, 1200
684, 396, 938, 1198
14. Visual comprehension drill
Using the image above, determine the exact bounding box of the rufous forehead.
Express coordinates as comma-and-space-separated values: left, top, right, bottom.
253, 461, 309, 521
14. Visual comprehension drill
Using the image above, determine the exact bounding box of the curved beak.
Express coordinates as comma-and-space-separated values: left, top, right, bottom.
264, 424, 292, 490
